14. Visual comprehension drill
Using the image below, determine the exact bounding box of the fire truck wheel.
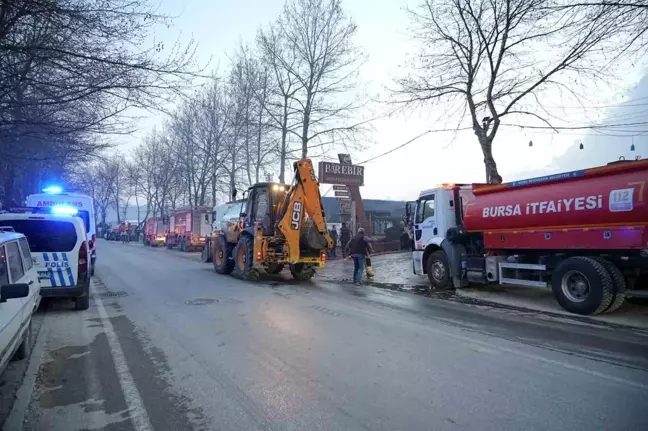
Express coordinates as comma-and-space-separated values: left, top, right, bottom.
290, 263, 315, 281
264, 263, 284, 275
213, 236, 234, 274
166, 240, 173, 249
233, 235, 258, 280
591, 257, 626, 313
426, 250, 451, 290
552, 257, 614, 315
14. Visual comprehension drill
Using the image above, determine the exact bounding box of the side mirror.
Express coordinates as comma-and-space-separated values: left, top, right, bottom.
240, 212, 247, 218
0, 283, 29, 303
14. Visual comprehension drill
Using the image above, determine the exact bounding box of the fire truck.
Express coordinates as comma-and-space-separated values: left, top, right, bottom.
165, 207, 213, 252
143, 217, 167, 246
407, 159, 648, 315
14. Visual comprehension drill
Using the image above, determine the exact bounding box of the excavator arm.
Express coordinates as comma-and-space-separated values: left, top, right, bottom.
277, 159, 333, 261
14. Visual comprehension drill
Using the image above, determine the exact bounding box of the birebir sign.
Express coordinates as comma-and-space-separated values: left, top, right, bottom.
318, 162, 364, 186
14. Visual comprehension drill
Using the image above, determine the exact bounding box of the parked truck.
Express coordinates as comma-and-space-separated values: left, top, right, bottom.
165, 207, 213, 252
143, 217, 168, 246
201, 201, 246, 262
407, 158, 648, 315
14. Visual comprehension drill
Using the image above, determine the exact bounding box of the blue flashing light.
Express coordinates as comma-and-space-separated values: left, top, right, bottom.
43, 186, 63, 194
52, 206, 78, 215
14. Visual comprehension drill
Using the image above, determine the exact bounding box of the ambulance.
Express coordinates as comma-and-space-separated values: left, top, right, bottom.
26, 188, 97, 275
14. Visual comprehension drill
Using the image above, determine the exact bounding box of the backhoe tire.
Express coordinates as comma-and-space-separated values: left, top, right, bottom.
264, 263, 284, 275
212, 236, 234, 275
201, 242, 212, 262
426, 250, 451, 290
551, 256, 613, 315
290, 263, 316, 281
233, 235, 259, 281
591, 257, 626, 313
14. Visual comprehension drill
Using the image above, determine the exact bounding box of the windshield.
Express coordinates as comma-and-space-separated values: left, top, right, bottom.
0, 219, 78, 252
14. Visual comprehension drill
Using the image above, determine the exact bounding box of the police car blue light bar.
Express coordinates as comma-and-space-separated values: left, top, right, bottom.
52, 206, 78, 215
42, 186, 63, 194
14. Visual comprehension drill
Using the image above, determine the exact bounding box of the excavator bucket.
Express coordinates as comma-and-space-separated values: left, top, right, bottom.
301, 224, 329, 250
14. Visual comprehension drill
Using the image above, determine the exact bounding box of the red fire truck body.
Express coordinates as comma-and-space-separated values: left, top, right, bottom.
410, 159, 648, 316
165, 207, 213, 252
144, 217, 167, 246
464, 160, 648, 251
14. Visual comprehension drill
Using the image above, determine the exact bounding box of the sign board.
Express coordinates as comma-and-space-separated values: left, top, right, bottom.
334, 191, 350, 198
333, 185, 348, 191
339, 204, 352, 214
338, 154, 353, 165
318, 162, 365, 186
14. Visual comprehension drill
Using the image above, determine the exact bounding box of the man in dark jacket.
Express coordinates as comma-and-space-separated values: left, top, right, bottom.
339, 222, 351, 258
345, 227, 373, 285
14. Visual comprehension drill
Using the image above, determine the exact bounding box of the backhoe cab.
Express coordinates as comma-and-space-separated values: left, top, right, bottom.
212, 159, 332, 281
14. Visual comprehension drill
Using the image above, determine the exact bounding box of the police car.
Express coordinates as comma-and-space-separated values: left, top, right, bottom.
0, 230, 40, 376
0, 207, 92, 310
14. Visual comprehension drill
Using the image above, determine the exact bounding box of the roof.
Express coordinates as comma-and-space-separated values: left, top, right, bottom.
0, 231, 25, 243
321, 197, 406, 222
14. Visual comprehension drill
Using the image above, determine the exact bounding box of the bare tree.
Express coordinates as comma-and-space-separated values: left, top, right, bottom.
393, 0, 642, 183
0, 0, 202, 205
257, 23, 302, 182
271, 0, 369, 161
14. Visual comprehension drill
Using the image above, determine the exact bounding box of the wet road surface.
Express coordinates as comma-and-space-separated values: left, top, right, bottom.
2, 240, 648, 430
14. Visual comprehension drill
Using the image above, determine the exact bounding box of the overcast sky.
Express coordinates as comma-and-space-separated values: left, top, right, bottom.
117, 0, 648, 203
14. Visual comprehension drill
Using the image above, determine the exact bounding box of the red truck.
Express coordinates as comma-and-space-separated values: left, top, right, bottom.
143, 217, 167, 247
165, 206, 213, 252
408, 158, 648, 315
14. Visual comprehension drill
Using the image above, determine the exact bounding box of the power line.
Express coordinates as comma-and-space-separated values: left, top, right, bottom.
354, 121, 648, 165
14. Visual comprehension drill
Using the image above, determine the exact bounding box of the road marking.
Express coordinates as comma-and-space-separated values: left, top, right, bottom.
93, 281, 154, 431
3, 318, 49, 431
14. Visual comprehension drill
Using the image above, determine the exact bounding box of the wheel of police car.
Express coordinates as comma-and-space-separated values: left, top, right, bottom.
426, 250, 451, 290
212, 236, 234, 274
551, 256, 614, 315
75, 281, 90, 311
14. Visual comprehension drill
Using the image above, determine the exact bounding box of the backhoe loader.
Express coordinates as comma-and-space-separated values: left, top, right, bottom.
211, 159, 333, 281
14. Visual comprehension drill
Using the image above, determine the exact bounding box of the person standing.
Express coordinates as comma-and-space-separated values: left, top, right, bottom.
339, 222, 351, 258
345, 227, 373, 285
329, 225, 338, 257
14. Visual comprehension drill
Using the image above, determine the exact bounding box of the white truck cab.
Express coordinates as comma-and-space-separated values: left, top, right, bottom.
408, 184, 474, 289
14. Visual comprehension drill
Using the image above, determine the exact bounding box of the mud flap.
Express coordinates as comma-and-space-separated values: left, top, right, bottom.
441, 240, 468, 288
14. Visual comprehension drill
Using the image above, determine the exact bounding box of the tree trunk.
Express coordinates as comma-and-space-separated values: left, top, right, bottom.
279, 95, 290, 183
478, 136, 502, 184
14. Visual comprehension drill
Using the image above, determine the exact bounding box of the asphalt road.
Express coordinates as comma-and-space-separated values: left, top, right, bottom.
2, 239, 648, 431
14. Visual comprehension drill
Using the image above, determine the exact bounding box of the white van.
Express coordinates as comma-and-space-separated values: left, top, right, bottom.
0, 231, 41, 376
26, 191, 97, 275
0, 210, 92, 310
